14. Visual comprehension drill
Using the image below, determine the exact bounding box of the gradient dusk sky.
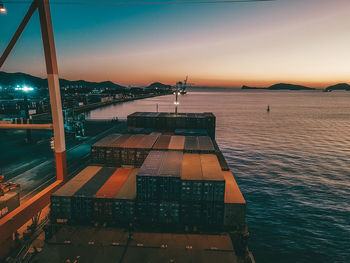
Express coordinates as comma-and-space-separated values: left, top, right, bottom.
1, 0, 350, 88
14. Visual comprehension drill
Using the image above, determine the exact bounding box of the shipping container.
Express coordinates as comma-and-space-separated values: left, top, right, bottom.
50, 166, 102, 222
167, 135, 185, 151
127, 112, 216, 139
180, 153, 203, 201
90, 134, 121, 164
136, 201, 159, 224
72, 167, 117, 222
93, 168, 133, 222
137, 151, 166, 201
159, 201, 180, 224
201, 201, 224, 226
198, 136, 215, 153
114, 169, 139, 223
152, 135, 171, 150
215, 151, 230, 171
223, 171, 246, 230
158, 151, 183, 201
120, 135, 145, 165
0, 190, 20, 219
106, 134, 131, 166
135, 133, 161, 166
174, 129, 208, 137
200, 154, 225, 202
184, 136, 199, 153
180, 201, 202, 226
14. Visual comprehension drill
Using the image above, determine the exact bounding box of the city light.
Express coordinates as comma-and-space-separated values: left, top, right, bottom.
0, 3, 7, 14
15, 85, 34, 92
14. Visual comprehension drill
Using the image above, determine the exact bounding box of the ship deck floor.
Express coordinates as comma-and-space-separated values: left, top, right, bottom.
31, 225, 239, 263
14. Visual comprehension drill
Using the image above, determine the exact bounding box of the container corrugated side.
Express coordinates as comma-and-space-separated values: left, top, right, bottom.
180, 201, 202, 226
137, 151, 166, 201
201, 201, 224, 226
159, 201, 180, 224
94, 168, 132, 198
198, 136, 215, 153
158, 151, 183, 201
180, 154, 203, 201
91, 134, 121, 164
136, 201, 159, 224
50, 166, 102, 221
184, 136, 199, 153
72, 167, 117, 222
135, 133, 161, 166
93, 168, 133, 222
168, 136, 185, 151
152, 135, 171, 150
200, 154, 225, 202
106, 134, 131, 166
113, 169, 139, 223
223, 171, 246, 230
120, 135, 145, 165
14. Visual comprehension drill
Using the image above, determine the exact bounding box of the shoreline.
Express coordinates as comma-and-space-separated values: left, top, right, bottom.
32, 92, 172, 120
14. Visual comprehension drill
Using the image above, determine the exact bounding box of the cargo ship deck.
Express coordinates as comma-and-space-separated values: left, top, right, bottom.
23, 112, 253, 263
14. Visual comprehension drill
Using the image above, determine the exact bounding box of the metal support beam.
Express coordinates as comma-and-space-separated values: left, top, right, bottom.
0, 124, 53, 130
0, 181, 63, 245
37, 0, 67, 181
0, 1, 37, 68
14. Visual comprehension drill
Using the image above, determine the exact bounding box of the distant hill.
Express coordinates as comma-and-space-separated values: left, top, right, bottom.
0, 71, 126, 90
242, 83, 315, 90
325, 83, 350, 91
145, 82, 173, 90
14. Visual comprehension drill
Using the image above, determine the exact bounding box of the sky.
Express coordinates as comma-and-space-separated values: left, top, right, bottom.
1, 0, 350, 88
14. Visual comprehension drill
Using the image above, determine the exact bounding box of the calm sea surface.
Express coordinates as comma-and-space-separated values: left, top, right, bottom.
86, 90, 350, 263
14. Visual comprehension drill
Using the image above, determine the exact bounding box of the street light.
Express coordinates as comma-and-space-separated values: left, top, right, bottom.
0, 3, 7, 14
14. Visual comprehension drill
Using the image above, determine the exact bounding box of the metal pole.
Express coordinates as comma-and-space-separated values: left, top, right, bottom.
0, 1, 37, 68
37, 0, 67, 181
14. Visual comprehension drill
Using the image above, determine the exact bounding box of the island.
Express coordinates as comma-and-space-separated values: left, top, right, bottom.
242, 83, 315, 90
324, 83, 350, 92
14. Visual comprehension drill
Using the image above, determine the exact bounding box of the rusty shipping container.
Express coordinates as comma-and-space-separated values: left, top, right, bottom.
180, 153, 203, 201
72, 167, 117, 222
93, 167, 133, 222
50, 166, 102, 222
90, 134, 121, 164
223, 171, 246, 230
200, 154, 225, 202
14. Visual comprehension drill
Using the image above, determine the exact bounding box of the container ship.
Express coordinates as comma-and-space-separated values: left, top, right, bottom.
31, 112, 253, 263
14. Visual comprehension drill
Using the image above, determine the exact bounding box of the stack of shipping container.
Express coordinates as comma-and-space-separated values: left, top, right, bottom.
91, 133, 161, 167
51, 166, 139, 225
51, 112, 246, 231
91, 134, 215, 168
127, 112, 216, 139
